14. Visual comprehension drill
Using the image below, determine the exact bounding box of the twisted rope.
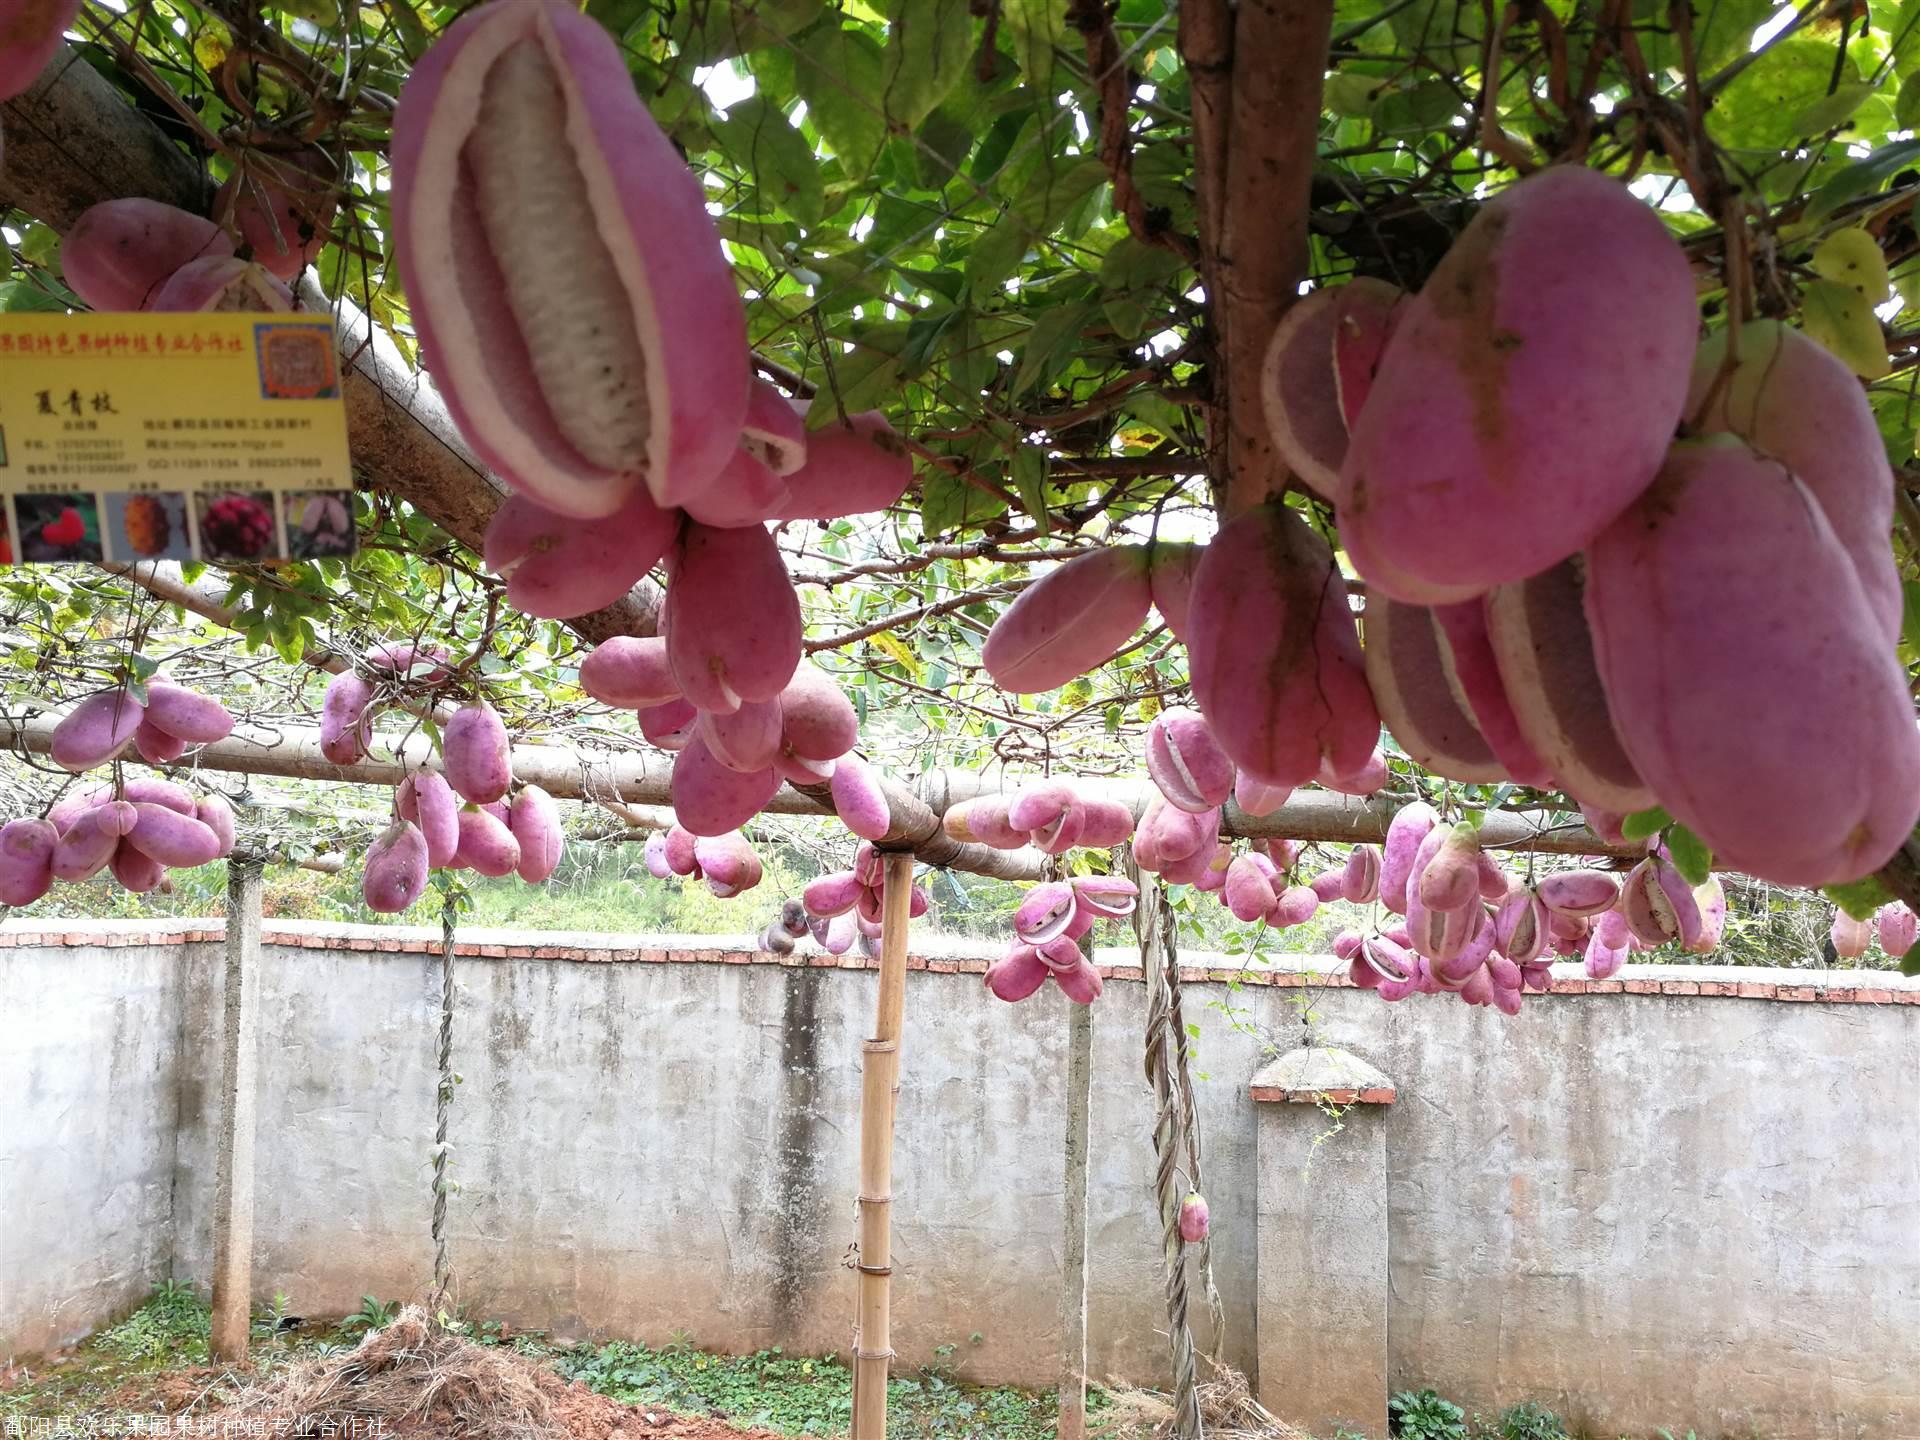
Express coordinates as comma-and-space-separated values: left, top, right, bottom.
1167, 959, 1227, 1356
1129, 854, 1203, 1440
431, 895, 456, 1317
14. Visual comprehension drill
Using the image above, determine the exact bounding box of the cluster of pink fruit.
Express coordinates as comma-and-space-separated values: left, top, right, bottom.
643, 823, 765, 899
0, 777, 236, 904
941, 782, 1135, 855
985, 874, 1140, 1005
319, 642, 454, 765
15, 676, 240, 895
362, 700, 564, 913
1334, 802, 1723, 1013
802, 842, 931, 956
1830, 901, 1917, 960
984, 166, 1917, 893
579, 638, 890, 844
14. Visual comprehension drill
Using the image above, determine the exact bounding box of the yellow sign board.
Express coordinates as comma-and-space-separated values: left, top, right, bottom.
0, 313, 354, 565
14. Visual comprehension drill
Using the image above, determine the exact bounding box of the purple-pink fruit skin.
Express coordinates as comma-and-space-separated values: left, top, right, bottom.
670, 735, 780, 836
364, 821, 430, 913
63, 199, 236, 312
52, 689, 146, 772
830, 756, 890, 842
0, 818, 57, 905
456, 805, 521, 878
194, 794, 236, 857
510, 784, 564, 882
141, 680, 234, 744
580, 636, 681, 709
665, 522, 803, 713
443, 702, 513, 805
981, 546, 1153, 693
110, 840, 167, 894
986, 944, 1050, 1002
125, 803, 222, 868
402, 772, 461, 869
135, 718, 189, 766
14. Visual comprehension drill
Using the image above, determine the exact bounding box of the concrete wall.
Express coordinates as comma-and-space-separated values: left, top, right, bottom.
4, 918, 1918, 1439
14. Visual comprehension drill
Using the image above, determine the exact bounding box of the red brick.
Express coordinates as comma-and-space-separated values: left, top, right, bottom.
348, 939, 376, 951
1889, 989, 1920, 1004
1586, 979, 1625, 994
1697, 981, 1738, 996
1624, 979, 1660, 994
1662, 981, 1701, 995
1855, 988, 1894, 1004
1736, 982, 1774, 999
926, 960, 959, 974
1555, 978, 1588, 994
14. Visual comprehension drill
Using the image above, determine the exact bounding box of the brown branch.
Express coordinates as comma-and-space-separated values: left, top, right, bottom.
806, 581, 1030, 652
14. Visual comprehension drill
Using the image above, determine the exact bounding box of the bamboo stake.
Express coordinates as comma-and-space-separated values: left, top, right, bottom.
1058, 984, 1095, 1440
852, 851, 915, 1440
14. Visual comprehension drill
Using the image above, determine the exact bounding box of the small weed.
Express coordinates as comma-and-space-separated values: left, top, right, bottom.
1494, 1402, 1568, 1440
336, 1296, 399, 1336
1390, 1388, 1469, 1440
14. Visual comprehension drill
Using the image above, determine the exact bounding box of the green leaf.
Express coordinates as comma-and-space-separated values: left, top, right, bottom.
1713, 41, 1861, 151
795, 26, 889, 171
672, 0, 826, 65
920, 469, 1008, 536
1900, 943, 1920, 977
1801, 278, 1890, 379
18, 223, 58, 268
1098, 238, 1188, 340
0, 282, 67, 313
1804, 138, 1920, 222
1812, 227, 1891, 304
1002, 0, 1067, 88
1666, 825, 1712, 887
1824, 874, 1892, 921
1012, 302, 1093, 399
1620, 805, 1671, 842
1012, 446, 1050, 535
718, 97, 825, 229
1789, 82, 1875, 139
881, 0, 976, 131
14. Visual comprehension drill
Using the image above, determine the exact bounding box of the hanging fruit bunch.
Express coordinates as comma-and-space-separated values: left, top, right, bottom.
1829, 900, 1916, 961
800, 841, 930, 957
642, 821, 766, 900
984, 874, 1139, 1005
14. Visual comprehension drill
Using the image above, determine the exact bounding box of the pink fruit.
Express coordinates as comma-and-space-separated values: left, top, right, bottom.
390, 0, 747, 518
1362, 932, 1417, 984
665, 522, 802, 712
193, 794, 236, 858
1072, 874, 1138, 919
830, 755, 890, 842
1688, 876, 1726, 956
822, 912, 858, 956
1521, 961, 1554, 992
1052, 958, 1105, 1005
1430, 601, 1555, 787
135, 718, 188, 765
509, 784, 564, 882
982, 545, 1153, 693
778, 664, 858, 764
1877, 901, 1917, 958
1586, 908, 1631, 977
1309, 869, 1347, 903
700, 698, 784, 774
1688, 320, 1899, 642
1232, 772, 1293, 817
1431, 911, 1497, 985
1483, 557, 1654, 813
663, 824, 699, 877
670, 735, 780, 835
109, 840, 166, 894
1075, 799, 1137, 849
1146, 541, 1204, 643
1405, 887, 1477, 964
1146, 707, 1236, 814
642, 832, 676, 879
1363, 594, 1503, 783
1224, 853, 1280, 922
53, 803, 133, 882
484, 488, 678, 619
1536, 868, 1620, 918
1494, 888, 1548, 963
694, 831, 762, 897
1269, 884, 1319, 928
638, 697, 700, 750
455, 804, 521, 877
1332, 278, 1406, 425
51, 689, 145, 771
1831, 908, 1872, 959
366, 642, 452, 683
364, 820, 430, 913
1133, 795, 1218, 872
943, 796, 1026, 850
1035, 933, 1084, 973
398, 772, 460, 869
321, 672, 376, 765
1258, 279, 1403, 498
1340, 166, 1696, 600
125, 802, 222, 868
1319, 747, 1388, 797
771, 410, 914, 521
443, 702, 513, 804
1029, 804, 1088, 857
217, 145, 337, 281
1178, 1193, 1210, 1243
1342, 845, 1381, 904
0, 817, 56, 905
142, 679, 234, 744
1187, 502, 1379, 787
1416, 824, 1481, 912
1015, 881, 1078, 944
145, 256, 293, 312
805, 871, 863, 917
1619, 855, 1701, 949
986, 942, 1050, 1002
63, 199, 236, 311
1006, 783, 1074, 836
579, 637, 681, 709
1586, 436, 1920, 886
853, 842, 882, 888
0, 0, 83, 101
1379, 802, 1438, 914
739, 379, 808, 477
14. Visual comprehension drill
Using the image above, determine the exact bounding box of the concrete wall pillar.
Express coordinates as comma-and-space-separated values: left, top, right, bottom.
208, 862, 263, 1362
1252, 1045, 1396, 1440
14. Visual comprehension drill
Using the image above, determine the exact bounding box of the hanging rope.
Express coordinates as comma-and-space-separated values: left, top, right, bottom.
1167, 954, 1227, 1358
1129, 852, 1203, 1440
430, 892, 457, 1318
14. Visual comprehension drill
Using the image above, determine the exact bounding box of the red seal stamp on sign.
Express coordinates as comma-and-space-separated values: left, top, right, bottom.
255, 323, 339, 400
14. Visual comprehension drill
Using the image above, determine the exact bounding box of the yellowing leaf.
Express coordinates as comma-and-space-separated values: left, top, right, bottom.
867, 629, 923, 679
193, 30, 230, 73
1812, 227, 1891, 305
1800, 278, 1890, 378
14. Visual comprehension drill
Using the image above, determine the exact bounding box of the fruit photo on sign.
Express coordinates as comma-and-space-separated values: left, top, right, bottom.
193, 490, 281, 562
285, 489, 355, 559
102, 491, 192, 562
16, 493, 103, 563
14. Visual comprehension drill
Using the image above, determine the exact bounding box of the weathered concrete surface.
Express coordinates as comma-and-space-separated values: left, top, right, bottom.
0, 934, 187, 1359
1253, 1048, 1394, 1439
4, 919, 1917, 1440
